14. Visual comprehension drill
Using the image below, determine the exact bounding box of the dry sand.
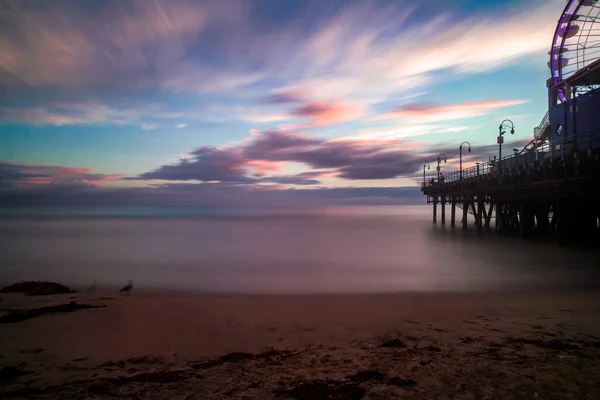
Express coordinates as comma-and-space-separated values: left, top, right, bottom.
1, 290, 600, 399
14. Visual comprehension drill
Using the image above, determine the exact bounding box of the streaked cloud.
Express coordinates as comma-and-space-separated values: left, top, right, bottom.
375, 100, 529, 122
0, 162, 120, 190
290, 100, 364, 126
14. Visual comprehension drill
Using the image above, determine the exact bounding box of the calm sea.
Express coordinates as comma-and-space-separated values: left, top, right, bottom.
0, 205, 598, 293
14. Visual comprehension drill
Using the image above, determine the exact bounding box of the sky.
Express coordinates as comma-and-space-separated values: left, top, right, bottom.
0, 0, 566, 206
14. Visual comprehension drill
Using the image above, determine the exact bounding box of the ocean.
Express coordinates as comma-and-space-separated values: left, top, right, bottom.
0, 205, 598, 293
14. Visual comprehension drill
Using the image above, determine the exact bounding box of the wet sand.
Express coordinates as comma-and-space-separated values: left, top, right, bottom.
1, 290, 600, 399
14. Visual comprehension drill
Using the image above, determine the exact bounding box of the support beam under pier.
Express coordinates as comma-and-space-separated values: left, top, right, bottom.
462, 201, 468, 230
441, 196, 446, 225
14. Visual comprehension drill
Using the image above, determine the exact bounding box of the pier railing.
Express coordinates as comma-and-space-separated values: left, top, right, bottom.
422, 127, 600, 188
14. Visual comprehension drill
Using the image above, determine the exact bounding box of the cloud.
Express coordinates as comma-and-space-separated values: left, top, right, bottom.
237, 109, 290, 123
123, 125, 428, 184
0, 101, 181, 126
0, 103, 135, 126
0, 162, 119, 190
159, 65, 263, 93
0, 0, 245, 87
246, 160, 286, 176
175, 123, 187, 128
375, 100, 530, 122
1, 1, 560, 98
0, 0, 561, 133
141, 122, 158, 131
290, 100, 363, 126
262, 89, 305, 104
341, 124, 472, 142
265, 173, 321, 186
133, 147, 252, 182
243, 129, 426, 179
244, 0, 561, 104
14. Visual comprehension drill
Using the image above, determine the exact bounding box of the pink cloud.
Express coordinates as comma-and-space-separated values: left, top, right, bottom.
246, 160, 286, 176
327, 137, 427, 150
0, 162, 120, 190
376, 99, 529, 122
291, 100, 363, 126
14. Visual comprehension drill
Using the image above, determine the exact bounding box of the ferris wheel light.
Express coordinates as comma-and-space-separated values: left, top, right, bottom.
548, 47, 570, 55
559, 24, 580, 38
564, 14, 581, 22
548, 58, 570, 69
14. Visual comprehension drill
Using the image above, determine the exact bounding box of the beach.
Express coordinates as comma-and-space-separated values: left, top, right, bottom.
2, 290, 600, 399
2, 207, 600, 398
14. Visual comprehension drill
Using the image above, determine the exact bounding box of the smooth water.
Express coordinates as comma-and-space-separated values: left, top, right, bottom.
0, 206, 598, 293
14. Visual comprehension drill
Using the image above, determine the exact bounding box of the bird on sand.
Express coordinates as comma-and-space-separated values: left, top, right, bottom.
87, 280, 97, 293
119, 280, 133, 293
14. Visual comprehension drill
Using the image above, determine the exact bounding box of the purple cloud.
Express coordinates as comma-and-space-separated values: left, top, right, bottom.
126, 144, 332, 185
262, 90, 303, 104
134, 147, 252, 182
126, 129, 427, 183
266, 171, 328, 186
244, 130, 425, 179
0, 162, 120, 190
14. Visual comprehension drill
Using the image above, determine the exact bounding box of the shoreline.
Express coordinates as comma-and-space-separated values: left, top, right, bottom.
1, 290, 600, 398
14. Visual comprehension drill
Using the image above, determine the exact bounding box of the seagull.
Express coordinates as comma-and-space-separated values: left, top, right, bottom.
87, 280, 97, 293
119, 280, 133, 293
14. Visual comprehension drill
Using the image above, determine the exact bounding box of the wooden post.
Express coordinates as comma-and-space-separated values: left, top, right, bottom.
470, 202, 478, 227
549, 201, 557, 235
495, 202, 503, 232
441, 196, 446, 225
433, 197, 437, 223
484, 203, 494, 228
462, 201, 468, 230
520, 202, 526, 236
477, 201, 483, 231
451, 198, 456, 228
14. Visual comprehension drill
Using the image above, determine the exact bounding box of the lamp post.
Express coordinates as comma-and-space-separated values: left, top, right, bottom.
498, 120, 515, 161
437, 154, 447, 181
459, 141, 471, 179
423, 162, 430, 186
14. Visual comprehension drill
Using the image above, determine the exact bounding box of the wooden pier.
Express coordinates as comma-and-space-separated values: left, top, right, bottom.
422, 129, 600, 241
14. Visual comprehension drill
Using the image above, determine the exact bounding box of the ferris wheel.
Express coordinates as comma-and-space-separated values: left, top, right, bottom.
549, 0, 600, 101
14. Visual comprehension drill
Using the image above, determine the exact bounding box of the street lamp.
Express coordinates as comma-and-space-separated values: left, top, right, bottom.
498, 119, 515, 160
437, 154, 447, 181
459, 141, 471, 179
423, 162, 430, 186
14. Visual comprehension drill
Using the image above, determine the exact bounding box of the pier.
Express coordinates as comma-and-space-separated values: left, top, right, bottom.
422, 0, 600, 241
422, 127, 600, 240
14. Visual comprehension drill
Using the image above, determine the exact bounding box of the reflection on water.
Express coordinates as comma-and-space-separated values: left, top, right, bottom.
0, 206, 598, 293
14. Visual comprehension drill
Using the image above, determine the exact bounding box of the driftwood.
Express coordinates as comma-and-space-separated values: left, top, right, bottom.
0, 301, 105, 324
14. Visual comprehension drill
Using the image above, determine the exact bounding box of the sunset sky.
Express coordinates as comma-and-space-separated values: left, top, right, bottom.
0, 0, 565, 206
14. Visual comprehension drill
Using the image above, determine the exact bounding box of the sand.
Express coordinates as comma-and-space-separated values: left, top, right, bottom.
1, 290, 600, 399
